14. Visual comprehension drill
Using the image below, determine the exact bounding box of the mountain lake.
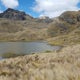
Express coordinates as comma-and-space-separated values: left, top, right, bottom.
0, 41, 61, 59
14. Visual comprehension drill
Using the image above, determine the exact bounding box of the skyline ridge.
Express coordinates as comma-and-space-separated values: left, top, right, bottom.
0, 0, 80, 18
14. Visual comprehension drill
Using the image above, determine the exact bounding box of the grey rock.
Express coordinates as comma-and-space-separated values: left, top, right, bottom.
0, 8, 33, 20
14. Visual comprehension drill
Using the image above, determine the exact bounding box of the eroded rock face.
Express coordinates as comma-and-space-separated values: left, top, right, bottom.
59, 11, 77, 24
59, 11, 80, 24
0, 8, 32, 20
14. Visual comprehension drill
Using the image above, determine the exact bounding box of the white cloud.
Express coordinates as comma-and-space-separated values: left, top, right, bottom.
1, 0, 19, 8
33, 0, 80, 18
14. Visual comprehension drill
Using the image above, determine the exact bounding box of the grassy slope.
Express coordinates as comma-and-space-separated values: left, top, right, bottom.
0, 10, 80, 80
47, 11, 80, 46
0, 44, 80, 80
0, 18, 48, 41
47, 28, 80, 46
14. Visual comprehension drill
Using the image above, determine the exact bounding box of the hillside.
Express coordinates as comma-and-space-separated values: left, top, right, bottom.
0, 9, 80, 45
0, 8, 33, 20
47, 11, 80, 46
47, 28, 80, 46
0, 8, 52, 41
0, 44, 80, 80
0, 9, 80, 80
48, 11, 80, 37
0, 18, 49, 41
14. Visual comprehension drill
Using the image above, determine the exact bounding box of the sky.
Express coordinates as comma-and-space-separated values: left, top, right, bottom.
0, 0, 80, 18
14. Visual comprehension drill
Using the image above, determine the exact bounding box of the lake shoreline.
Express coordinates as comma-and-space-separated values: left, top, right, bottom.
0, 41, 61, 59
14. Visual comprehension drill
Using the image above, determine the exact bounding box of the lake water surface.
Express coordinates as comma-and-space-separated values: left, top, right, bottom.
0, 41, 60, 58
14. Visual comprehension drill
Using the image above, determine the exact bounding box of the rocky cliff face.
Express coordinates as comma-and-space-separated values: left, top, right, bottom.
0, 8, 33, 20
59, 11, 80, 24
0, 8, 53, 23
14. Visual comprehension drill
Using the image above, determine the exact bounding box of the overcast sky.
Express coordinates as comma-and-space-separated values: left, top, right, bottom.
0, 0, 80, 18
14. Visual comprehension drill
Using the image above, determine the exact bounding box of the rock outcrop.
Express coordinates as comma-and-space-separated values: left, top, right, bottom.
48, 10, 80, 37
0, 8, 33, 20
59, 11, 80, 24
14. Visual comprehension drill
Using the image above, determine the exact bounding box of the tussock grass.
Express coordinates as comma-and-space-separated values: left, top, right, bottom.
0, 44, 80, 80
0, 18, 48, 41
0, 52, 26, 58
47, 28, 80, 46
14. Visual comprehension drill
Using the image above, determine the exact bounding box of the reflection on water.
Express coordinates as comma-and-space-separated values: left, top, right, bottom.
0, 41, 60, 55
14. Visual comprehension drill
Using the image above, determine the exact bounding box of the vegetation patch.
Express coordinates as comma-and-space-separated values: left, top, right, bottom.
0, 52, 26, 58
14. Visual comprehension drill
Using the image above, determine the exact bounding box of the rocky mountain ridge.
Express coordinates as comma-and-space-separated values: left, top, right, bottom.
0, 8, 53, 23
59, 11, 80, 24
0, 9, 80, 44
0, 8, 33, 20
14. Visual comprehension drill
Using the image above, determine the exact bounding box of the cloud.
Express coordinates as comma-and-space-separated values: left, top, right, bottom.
33, 0, 80, 18
1, 0, 19, 8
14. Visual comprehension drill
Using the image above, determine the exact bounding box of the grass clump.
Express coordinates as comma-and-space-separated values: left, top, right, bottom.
45, 50, 52, 53
0, 52, 26, 58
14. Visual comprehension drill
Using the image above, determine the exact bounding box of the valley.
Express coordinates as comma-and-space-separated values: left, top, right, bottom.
0, 8, 80, 80
0, 8, 80, 46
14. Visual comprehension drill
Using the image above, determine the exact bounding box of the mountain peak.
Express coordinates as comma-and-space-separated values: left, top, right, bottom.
4, 8, 26, 15
0, 8, 33, 20
5, 8, 15, 12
